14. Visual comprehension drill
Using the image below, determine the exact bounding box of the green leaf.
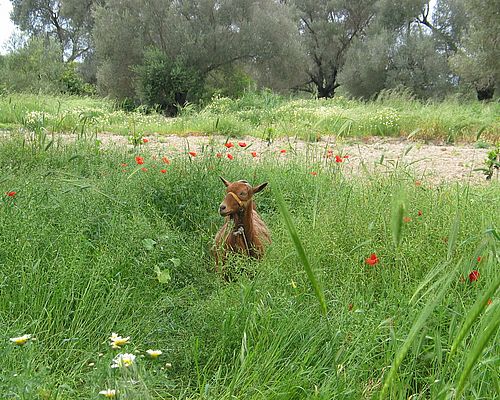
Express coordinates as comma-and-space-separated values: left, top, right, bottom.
455, 302, 500, 397
274, 188, 327, 315
154, 265, 171, 284
379, 264, 457, 399
450, 269, 500, 357
168, 258, 181, 268
143, 238, 157, 251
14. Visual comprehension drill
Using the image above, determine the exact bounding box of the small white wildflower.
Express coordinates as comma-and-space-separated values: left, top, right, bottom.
98, 389, 117, 398
146, 349, 162, 359
109, 333, 130, 349
111, 353, 136, 368
10, 334, 32, 346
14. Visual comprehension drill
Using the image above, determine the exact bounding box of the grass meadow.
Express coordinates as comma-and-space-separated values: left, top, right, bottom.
1, 127, 499, 399
0, 91, 499, 143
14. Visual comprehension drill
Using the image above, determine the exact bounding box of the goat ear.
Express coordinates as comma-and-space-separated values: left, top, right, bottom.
220, 176, 231, 187
252, 182, 268, 194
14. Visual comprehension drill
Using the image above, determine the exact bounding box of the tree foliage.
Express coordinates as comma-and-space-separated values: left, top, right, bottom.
10, 0, 97, 62
449, 0, 499, 99
292, 0, 380, 98
135, 49, 203, 115
6, 0, 499, 102
92, 0, 303, 106
0, 36, 64, 93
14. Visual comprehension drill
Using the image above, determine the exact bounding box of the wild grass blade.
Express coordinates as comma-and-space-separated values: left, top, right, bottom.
449, 270, 500, 357
409, 261, 450, 305
379, 264, 457, 399
391, 191, 405, 248
455, 302, 500, 398
475, 125, 487, 141
312, 183, 320, 230
447, 212, 461, 261
274, 188, 327, 315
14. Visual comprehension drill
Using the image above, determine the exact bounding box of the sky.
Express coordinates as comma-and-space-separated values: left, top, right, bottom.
0, 0, 17, 54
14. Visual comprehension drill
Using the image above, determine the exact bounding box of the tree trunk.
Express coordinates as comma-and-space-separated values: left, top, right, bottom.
317, 85, 335, 98
476, 85, 495, 101
312, 71, 339, 99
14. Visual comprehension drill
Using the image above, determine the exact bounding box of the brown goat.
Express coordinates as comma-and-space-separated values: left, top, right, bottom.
213, 177, 271, 265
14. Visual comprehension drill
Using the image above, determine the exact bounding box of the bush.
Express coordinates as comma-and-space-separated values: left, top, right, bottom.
0, 36, 65, 93
203, 66, 254, 101
135, 48, 204, 116
60, 62, 95, 96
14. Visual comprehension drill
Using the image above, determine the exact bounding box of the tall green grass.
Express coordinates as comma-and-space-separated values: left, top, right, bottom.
1, 91, 499, 142
0, 135, 498, 399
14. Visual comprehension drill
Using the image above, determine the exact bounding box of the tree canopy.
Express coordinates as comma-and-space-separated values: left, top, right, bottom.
3, 0, 499, 105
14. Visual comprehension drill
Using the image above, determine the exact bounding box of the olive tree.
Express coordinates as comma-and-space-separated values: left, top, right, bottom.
93, 0, 303, 108
10, 0, 99, 62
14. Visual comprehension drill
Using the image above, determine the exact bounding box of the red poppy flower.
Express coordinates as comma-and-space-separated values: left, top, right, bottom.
365, 253, 379, 266
335, 155, 343, 163
477, 256, 482, 263
238, 142, 247, 147
121, 163, 128, 167
135, 156, 144, 165
280, 149, 286, 154
417, 210, 423, 216
227, 153, 234, 160
143, 138, 149, 143
216, 152, 222, 158
6, 191, 16, 197
141, 167, 148, 172
469, 270, 480, 282
224, 142, 234, 149
160, 169, 167, 174
188, 151, 197, 157
162, 157, 170, 165
310, 171, 318, 176
251, 151, 257, 157
343, 155, 349, 159
348, 303, 354, 311
403, 216, 412, 223
415, 180, 422, 187
487, 298, 492, 306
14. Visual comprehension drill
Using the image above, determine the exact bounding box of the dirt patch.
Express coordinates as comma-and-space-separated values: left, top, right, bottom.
98, 133, 497, 184
3, 131, 498, 184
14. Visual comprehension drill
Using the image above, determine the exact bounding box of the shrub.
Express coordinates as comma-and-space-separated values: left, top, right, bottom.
203, 66, 254, 101
135, 48, 204, 116
0, 36, 64, 93
60, 62, 95, 96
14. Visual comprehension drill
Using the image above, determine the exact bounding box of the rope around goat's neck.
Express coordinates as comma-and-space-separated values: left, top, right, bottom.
228, 192, 251, 254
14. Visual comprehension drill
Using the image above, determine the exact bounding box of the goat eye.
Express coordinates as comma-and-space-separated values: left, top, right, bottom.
240, 192, 246, 196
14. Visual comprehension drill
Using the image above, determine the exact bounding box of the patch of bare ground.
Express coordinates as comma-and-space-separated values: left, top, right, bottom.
3, 131, 499, 184
99, 133, 497, 184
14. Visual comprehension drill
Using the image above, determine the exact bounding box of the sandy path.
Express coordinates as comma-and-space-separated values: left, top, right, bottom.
2, 131, 498, 184
95, 133, 497, 185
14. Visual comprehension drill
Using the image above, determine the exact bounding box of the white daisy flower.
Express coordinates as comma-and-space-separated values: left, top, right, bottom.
10, 334, 32, 346
146, 349, 162, 358
98, 389, 117, 397
111, 353, 136, 368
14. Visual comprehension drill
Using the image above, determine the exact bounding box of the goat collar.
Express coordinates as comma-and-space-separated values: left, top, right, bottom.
227, 191, 246, 207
